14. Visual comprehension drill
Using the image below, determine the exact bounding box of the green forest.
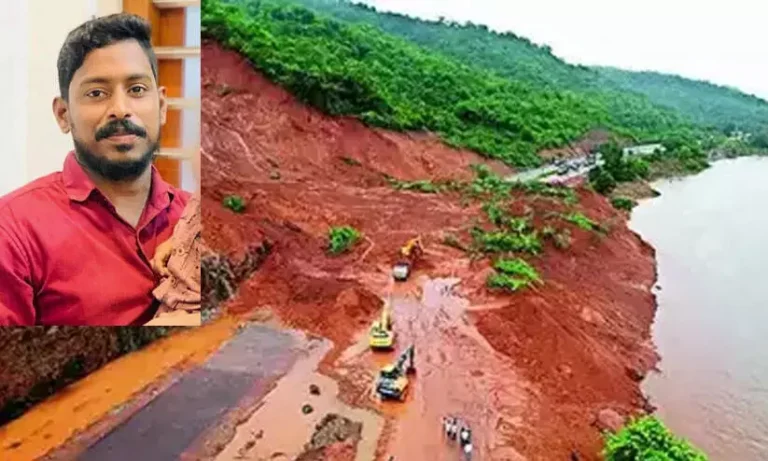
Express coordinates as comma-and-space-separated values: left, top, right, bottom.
288, 0, 768, 137
201, 0, 709, 168
595, 67, 768, 134
202, 0, 766, 169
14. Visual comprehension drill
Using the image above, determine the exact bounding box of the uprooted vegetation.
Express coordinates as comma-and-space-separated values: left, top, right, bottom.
327, 226, 362, 255
487, 257, 543, 292
223, 194, 247, 213
385, 163, 606, 292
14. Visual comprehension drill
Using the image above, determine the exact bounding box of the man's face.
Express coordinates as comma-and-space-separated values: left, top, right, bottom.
54, 40, 166, 181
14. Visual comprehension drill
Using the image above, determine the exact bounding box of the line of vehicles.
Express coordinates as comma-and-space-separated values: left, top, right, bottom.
369, 237, 424, 401
371, 237, 474, 459
552, 152, 600, 176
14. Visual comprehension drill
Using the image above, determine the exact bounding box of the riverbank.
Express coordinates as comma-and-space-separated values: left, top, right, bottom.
630, 156, 768, 460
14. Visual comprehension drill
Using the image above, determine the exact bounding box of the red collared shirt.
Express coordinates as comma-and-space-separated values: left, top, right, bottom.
0, 151, 190, 325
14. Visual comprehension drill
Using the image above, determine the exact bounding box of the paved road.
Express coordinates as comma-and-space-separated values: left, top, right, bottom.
78, 325, 299, 461
506, 154, 604, 184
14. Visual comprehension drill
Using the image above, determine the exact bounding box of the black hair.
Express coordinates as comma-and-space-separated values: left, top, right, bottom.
56, 13, 158, 101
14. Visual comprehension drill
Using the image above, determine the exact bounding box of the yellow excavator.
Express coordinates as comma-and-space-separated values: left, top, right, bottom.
375, 345, 416, 401
368, 298, 395, 349
392, 236, 423, 281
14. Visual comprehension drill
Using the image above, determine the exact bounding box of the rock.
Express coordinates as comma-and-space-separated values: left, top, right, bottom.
595, 409, 625, 433
309, 384, 320, 395
302, 404, 314, 414
625, 364, 646, 381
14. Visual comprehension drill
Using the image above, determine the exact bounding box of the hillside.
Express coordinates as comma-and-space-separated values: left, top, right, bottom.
201, 40, 659, 460
285, 0, 767, 138
595, 67, 768, 133
204, 0, 698, 168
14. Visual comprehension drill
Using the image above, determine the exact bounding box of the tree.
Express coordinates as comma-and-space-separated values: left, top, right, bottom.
750, 128, 768, 149
589, 167, 617, 194
604, 416, 707, 461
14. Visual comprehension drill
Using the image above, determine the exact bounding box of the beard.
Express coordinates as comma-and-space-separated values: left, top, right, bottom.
73, 136, 159, 182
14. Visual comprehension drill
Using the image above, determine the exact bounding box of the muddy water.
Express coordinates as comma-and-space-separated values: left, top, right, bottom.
338, 277, 528, 461
214, 333, 384, 461
630, 157, 768, 460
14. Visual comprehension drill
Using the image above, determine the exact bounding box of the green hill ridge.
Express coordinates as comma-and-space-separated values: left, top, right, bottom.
202, 0, 766, 168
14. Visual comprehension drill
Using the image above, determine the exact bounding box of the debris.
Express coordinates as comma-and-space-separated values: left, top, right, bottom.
595, 408, 625, 433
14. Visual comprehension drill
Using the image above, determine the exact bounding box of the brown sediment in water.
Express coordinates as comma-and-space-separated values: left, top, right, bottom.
213, 336, 383, 461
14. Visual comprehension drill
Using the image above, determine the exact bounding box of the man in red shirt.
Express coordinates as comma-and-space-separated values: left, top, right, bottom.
0, 14, 190, 325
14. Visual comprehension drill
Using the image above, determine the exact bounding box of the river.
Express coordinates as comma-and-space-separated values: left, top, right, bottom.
630, 156, 768, 460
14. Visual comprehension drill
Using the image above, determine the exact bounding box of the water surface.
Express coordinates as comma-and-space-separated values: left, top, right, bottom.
630, 156, 768, 460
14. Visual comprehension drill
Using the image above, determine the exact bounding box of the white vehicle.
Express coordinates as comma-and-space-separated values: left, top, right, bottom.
392, 263, 409, 281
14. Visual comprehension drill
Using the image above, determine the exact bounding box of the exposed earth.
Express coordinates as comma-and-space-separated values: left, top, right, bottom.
200, 41, 659, 460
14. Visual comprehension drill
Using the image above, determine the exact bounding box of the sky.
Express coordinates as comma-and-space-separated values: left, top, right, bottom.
362, 0, 768, 101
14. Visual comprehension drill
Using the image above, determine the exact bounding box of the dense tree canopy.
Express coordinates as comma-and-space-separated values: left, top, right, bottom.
203, 0, 708, 167
595, 67, 768, 134
204, 0, 764, 168
289, 0, 767, 138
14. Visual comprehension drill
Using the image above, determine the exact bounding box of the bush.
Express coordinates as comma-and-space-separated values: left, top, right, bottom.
542, 226, 571, 249
223, 195, 246, 213
493, 258, 541, 283
564, 212, 598, 231
627, 157, 650, 179
327, 226, 361, 254
487, 273, 529, 291
611, 197, 637, 211
604, 416, 708, 461
487, 257, 542, 292
472, 228, 541, 255
513, 180, 578, 203
589, 167, 617, 195
470, 164, 511, 196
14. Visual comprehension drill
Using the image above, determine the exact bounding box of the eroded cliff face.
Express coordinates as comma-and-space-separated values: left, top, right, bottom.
202, 240, 272, 322
0, 327, 176, 426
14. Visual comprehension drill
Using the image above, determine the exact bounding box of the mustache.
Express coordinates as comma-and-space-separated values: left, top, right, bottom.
95, 119, 147, 142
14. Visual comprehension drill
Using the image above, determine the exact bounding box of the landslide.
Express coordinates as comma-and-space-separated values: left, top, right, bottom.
202, 40, 511, 353
202, 40, 658, 460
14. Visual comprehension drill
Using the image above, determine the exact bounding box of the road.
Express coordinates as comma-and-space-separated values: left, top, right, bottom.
505, 154, 604, 184
337, 277, 529, 461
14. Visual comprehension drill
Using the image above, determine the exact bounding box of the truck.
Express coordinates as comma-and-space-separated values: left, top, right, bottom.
392, 237, 423, 281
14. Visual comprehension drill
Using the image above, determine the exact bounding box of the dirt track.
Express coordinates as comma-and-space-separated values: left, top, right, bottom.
202, 41, 659, 460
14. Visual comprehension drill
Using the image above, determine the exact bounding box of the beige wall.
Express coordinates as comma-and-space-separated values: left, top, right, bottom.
25, 0, 97, 184
0, 0, 28, 195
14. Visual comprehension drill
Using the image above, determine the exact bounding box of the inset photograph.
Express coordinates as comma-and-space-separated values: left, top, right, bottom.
0, 2, 201, 326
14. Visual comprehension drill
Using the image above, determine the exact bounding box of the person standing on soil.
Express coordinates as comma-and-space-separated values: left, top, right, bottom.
0, 14, 190, 325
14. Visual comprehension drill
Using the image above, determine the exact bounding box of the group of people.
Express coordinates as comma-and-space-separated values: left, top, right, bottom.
443, 415, 473, 459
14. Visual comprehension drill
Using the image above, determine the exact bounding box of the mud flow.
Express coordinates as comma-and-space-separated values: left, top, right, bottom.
334, 277, 527, 461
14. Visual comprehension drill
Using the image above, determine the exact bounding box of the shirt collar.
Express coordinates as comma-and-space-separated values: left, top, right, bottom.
62, 151, 175, 208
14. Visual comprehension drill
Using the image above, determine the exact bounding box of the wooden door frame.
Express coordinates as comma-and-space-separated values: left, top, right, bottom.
123, 0, 186, 188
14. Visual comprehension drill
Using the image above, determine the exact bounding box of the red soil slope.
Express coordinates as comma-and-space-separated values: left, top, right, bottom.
202, 41, 658, 460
